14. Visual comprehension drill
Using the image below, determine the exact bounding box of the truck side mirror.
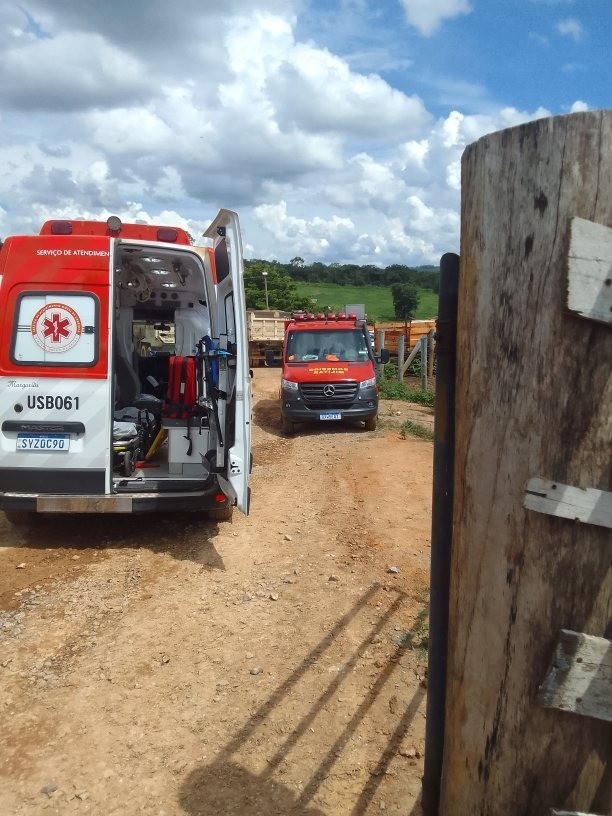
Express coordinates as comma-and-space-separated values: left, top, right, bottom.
378, 348, 390, 364
264, 349, 276, 367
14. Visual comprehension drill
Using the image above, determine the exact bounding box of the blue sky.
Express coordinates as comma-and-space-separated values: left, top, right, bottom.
0, 0, 609, 265
301, 0, 609, 114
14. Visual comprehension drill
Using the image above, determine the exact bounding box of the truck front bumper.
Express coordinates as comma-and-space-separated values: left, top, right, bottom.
281, 385, 378, 424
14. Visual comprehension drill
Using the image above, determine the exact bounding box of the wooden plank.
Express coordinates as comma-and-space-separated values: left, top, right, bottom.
400, 341, 421, 377
567, 217, 612, 326
537, 630, 612, 722
524, 478, 612, 529
551, 811, 600, 816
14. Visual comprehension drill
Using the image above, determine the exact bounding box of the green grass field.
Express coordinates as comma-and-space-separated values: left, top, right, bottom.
294, 282, 438, 322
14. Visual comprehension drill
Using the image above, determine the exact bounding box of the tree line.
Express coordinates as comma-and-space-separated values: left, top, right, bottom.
283, 256, 440, 292
243, 257, 440, 320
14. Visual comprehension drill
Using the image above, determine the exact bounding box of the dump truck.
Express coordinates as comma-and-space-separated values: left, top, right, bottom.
247, 309, 290, 367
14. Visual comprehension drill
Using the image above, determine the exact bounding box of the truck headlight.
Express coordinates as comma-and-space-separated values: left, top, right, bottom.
359, 376, 377, 389
281, 379, 299, 391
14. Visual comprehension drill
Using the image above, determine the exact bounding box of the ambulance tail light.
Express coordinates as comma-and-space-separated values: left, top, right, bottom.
214, 493, 227, 503
157, 227, 178, 243
50, 220, 73, 235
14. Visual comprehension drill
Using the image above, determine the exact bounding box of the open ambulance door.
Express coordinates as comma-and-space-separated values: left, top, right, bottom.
204, 210, 251, 514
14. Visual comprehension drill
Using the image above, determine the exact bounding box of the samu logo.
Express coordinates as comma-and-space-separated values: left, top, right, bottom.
31, 303, 82, 353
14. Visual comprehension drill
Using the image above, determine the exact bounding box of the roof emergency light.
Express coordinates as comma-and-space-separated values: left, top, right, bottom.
317, 313, 325, 320
327, 313, 336, 320
50, 220, 73, 235
157, 227, 178, 243
106, 215, 122, 233
337, 313, 346, 319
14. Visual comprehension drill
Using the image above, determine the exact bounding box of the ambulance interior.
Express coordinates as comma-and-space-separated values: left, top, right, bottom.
112, 243, 215, 487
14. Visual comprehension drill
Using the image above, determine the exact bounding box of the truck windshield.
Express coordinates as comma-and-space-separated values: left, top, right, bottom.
286, 329, 369, 362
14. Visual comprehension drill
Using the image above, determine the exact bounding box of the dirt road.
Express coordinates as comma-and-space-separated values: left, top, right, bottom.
0, 368, 433, 816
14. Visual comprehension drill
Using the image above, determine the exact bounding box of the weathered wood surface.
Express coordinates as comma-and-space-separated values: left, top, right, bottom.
567, 217, 612, 326
524, 478, 612, 529
538, 630, 612, 722
440, 110, 612, 816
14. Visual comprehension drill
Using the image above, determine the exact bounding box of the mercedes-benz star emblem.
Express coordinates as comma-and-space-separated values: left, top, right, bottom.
323, 385, 335, 397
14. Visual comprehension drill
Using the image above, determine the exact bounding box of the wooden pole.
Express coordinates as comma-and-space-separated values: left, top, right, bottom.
427, 329, 435, 380
439, 111, 612, 814
376, 329, 385, 380
420, 335, 427, 391
397, 335, 405, 381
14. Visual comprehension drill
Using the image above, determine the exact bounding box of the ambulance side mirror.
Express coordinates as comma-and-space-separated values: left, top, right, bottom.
377, 348, 390, 364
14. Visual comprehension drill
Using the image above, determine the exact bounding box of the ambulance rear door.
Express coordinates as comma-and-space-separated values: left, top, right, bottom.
203, 210, 251, 514
0, 236, 113, 498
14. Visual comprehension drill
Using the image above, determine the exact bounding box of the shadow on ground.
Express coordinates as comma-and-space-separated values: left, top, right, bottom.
180, 583, 425, 815
1, 511, 225, 565
254, 398, 372, 441
180, 762, 325, 816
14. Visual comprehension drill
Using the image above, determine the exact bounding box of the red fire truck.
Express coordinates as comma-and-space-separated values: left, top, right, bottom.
272, 312, 389, 434
0, 211, 251, 523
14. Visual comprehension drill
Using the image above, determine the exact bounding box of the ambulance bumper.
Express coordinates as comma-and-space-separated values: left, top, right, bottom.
0, 487, 229, 514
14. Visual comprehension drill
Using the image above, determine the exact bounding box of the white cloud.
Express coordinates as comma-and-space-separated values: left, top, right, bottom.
252, 201, 355, 256
268, 43, 430, 138
0, 32, 154, 111
400, 0, 472, 36
0, 1, 592, 268
556, 17, 584, 41
569, 100, 589, 112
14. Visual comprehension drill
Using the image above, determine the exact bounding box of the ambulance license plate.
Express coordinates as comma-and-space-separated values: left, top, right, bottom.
319, 412, 341, 420
17, 433, 70, 452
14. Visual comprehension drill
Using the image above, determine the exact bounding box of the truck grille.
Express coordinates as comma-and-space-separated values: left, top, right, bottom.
299, 382, 358, 408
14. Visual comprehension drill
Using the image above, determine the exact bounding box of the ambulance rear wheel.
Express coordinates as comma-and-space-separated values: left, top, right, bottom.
364, 415, 377, 431
4, 510, 34, 526
207, 504, 234, 522
281, 415, 294, 435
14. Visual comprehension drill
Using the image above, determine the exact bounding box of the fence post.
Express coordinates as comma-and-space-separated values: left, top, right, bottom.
422, 252, 459, 816
439, 110, 611, 815
420, 335, 427, 390
376, 329, 385, 380
427, 329, 435, 380
397, 335, 405, 381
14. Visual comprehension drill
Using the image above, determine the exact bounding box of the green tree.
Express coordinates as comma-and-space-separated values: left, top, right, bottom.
391, 283, 419, 321
243, 261, 310, 311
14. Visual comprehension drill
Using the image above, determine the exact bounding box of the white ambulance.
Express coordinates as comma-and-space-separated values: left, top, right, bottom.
0, 211, 251, 523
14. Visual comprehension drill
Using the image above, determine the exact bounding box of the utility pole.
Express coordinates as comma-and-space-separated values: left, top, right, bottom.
262, 270, 269, 309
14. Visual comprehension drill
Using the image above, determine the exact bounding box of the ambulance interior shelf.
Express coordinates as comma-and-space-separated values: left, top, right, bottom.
162, 337, 229, 455
111, 331, 231, 479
